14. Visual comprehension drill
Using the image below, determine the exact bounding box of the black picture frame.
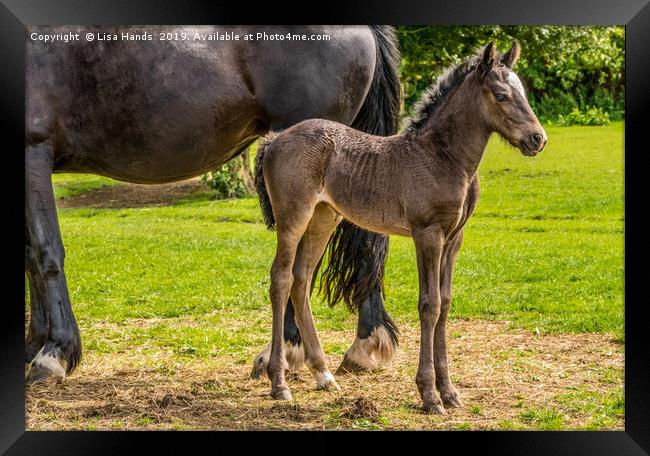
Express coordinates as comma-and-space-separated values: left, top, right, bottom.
2, 0, 648, 453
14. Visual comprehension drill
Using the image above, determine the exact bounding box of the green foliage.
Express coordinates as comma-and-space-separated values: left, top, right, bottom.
200, 160, 247, 199
51, 174, 119, 199
396, 26, 624, 123
557, 107, 610, 126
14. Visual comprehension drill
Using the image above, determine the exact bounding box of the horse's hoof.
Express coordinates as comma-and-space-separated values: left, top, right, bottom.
25, 340, 45, 364
250, 354, 267, 379
335, 356, 367, 375
26, 363, 65, 385
316, 372, 340, 391
422, 401, 446, 415
251, 341, 305, 379
440, 388, 463, 408
271, 388, 293, 401
26, 350, 67, 385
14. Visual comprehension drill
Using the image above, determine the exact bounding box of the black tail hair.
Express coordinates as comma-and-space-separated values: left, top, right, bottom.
254, 134, 278, 230
319, 25, 401, 312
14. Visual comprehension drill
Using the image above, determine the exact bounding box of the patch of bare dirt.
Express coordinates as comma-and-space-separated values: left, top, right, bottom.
25, 320, 624, 430
58, 177, 212, 209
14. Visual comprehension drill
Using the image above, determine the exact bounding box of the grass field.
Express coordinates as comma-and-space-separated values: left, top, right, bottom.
27, 122, 624, 430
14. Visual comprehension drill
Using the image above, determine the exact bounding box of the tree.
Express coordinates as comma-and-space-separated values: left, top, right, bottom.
201, 147, 256, 199
396, 26, 624, 122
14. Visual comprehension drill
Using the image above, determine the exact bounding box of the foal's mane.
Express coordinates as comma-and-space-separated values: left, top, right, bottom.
404, 52, 484, 133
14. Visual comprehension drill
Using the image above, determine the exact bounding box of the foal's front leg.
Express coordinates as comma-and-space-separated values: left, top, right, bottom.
413, 227, 445, 414
434, 230, 464, 408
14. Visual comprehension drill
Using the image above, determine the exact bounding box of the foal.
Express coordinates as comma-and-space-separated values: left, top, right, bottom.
255, 42, 546, 412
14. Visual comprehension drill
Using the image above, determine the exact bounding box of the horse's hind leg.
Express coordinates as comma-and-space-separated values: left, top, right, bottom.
25, 143, 81, 383
324, 226, 397, 375
289, 204, 341, 391
434, 230, 464, 408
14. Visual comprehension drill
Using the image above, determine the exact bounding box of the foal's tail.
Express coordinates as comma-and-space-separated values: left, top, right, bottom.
254, 133, 279, 230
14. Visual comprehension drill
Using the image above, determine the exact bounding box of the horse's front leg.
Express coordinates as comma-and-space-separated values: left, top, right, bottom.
25, 143, 82, 383
413, 226, 445, 414
25, 221, 49, 362
434, 229, 464, 408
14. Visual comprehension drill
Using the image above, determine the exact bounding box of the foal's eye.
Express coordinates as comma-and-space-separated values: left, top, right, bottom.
495, 94, 508, 102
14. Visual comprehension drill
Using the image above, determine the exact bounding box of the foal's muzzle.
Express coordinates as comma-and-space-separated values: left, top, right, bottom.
522, 130, 547, 156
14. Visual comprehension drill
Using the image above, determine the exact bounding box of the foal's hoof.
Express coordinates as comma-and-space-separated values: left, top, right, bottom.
440, 388, 463, 408
26, 351, 67, 385
316, 372, 340, 391
422, 401, 446, 415
271, 388, 293, 401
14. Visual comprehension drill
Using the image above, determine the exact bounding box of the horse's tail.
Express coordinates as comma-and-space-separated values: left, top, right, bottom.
350, 25, 401, 137
254, 133, 279, 230
319, 25, 401, 321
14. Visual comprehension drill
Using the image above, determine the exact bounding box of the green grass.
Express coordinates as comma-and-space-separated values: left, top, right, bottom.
39, 122, 623, 355
555, 387, 624, 430
518, 406, 566, 430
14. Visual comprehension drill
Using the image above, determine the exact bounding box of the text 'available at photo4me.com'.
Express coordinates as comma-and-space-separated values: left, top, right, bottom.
29, 29, 333, 43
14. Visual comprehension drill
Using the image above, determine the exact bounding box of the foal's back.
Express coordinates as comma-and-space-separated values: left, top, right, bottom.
263, 119, 441, 237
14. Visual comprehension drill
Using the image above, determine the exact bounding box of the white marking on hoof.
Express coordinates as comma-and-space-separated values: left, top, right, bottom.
251, 340, 305, 379
342, 326, 397, 371
315, 371, 339, 391
31, 348, 66, 381
283, 340, 305, 372
251, 344, 271, 379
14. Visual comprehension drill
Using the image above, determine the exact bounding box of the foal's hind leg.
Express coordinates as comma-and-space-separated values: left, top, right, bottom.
25, 143, 82, 383
434, 230, 464, 408
289, 204, 341, 391
267, 210, 316, 400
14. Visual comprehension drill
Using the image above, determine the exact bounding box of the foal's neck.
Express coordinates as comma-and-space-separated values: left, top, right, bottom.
413, 84, 491, 179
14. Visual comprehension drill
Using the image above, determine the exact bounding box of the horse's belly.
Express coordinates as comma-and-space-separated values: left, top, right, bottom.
55, 135, 248, 184
53, 104, 259, 183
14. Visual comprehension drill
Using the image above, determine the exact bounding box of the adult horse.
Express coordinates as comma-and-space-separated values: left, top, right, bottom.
25, 25, 400, 383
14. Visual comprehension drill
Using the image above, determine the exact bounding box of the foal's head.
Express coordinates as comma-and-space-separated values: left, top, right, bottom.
474, 42, 547, 156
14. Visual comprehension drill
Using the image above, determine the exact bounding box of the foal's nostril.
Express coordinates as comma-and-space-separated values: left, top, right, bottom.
531, 133, 543, 148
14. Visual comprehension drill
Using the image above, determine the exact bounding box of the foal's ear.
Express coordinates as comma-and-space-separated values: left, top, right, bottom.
501, 40, 521, 68
478, 41, 496, 80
